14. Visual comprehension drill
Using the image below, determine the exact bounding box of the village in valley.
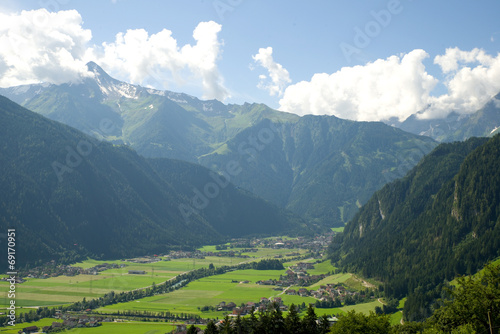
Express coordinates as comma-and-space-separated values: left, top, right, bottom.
0, 231, 385, 333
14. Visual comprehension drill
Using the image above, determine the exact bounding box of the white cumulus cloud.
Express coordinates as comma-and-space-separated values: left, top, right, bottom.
0, 9, 92, 87
252, 47, 291, 97
279, 49, 437, 121
91, 21, 229, 101
279, 48, 500, 121
0, 9, 229, 101
425, 47, 500, 119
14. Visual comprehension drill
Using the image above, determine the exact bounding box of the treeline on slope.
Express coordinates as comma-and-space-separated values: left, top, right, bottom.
328, 136, 500, 321
0, 95, 306, 268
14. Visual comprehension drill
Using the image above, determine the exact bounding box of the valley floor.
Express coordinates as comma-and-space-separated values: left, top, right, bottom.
0, 233, 399, 333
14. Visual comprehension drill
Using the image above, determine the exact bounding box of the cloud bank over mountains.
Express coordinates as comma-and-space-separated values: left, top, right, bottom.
0, 9, 229, 101
0, 8, 499, 121
278, 48, 500, 121
90, 20, 229, 101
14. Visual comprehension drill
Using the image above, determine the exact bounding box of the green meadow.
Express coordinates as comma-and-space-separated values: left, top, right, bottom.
313, 300, 382, 317
0, 245, 307, 309
96, 262, 381, 319
97, 269, 288, 318
0, 242, 390, 329
64, 322, 178, 334
0, 256, 253, 308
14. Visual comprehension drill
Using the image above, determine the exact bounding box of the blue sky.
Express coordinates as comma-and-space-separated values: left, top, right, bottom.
1, 0, 500, 121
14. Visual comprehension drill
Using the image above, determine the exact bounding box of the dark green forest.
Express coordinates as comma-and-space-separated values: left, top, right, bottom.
329, 136, 500, 321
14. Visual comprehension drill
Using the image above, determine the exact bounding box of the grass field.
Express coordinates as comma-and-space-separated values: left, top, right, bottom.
390, 311, 404, 325
0, 242, 387, 329
313, 300, 382, 317
65, 322, 178, 334
301, 260, 336, 276
0, 269, 175, 308
0, 252, 291, 309
95, 258, 342, 319
97, 269, 288, 318
95, 264, 380, 321
0, 245, 310, 309
0, 257, 240, 308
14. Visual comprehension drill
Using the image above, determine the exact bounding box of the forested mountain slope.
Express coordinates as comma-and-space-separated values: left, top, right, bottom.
0, 95, 305, 267
329, 136, 500, 321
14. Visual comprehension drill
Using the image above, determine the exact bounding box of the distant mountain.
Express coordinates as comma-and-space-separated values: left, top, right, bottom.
329, 136, 500, 321
394, 92, 500, 142
200, 117, 437, 226
0, 62, 438, 226
0, 95, 306, 267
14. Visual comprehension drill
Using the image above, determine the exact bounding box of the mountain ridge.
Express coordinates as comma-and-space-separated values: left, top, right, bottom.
392, 92, 500, 142
0, 94, 307, 267
0, 62, 438, 226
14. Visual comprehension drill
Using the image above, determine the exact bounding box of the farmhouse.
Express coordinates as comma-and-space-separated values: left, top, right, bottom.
298, 288, 309, 296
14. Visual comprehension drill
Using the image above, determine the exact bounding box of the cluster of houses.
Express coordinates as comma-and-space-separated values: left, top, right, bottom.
126, 233, 336, 262
255, 262, 328, 288
215, 296, 288, 317
287, 283, 368, 303
254, 234, 334, 253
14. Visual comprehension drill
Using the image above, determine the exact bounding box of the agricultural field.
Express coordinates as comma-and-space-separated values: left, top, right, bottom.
0, 235, 396, 331
64, 322, 178, 334
0, 257, 243, 308
0, 244, 308, 309
96, 269, 291, 318
96, 261, 382, 320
